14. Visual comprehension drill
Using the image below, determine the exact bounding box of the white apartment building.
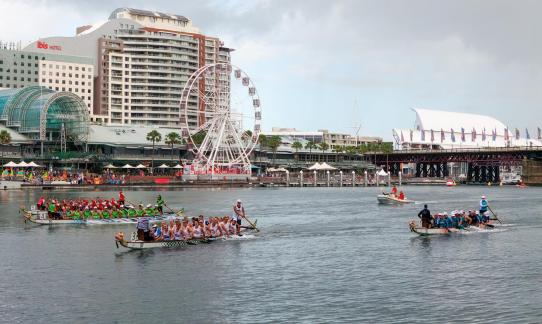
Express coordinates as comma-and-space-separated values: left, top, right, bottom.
25, 7, 231, 128
0, 49, 94, 113
39, 60, 94, 112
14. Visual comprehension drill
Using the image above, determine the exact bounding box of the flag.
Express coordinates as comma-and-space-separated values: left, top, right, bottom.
482, 128, 486, 141
440, 129, 445, 142
526, 128, 530, 140
472, 128, 477, 142
420, 129, 425, 141
409, 129, 413, 142
492, 128, 497, 141
451, 128, 456, 142
430, 129, 434, 142
400, 130, 404, 142
538, 127, 541, 140
461, 128, 465, 142
515, 128, 520, 140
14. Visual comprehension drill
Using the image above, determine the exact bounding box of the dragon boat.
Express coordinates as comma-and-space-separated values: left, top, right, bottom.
409, 220, 496, 236
114, 226, 258, 250
21, 208, 183, 225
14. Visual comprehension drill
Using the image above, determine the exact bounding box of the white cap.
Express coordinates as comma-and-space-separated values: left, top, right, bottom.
481, 195, 486, 199
146, 204, 152, 208
236, 199, 242, 203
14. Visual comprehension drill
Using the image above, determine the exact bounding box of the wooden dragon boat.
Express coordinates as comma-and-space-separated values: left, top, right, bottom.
409, 220, 495, 236
21, 208, 183, 226
377, 194, 415, 204
115, 226, 258, 250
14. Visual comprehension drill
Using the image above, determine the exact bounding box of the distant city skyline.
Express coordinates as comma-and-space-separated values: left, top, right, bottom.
1, 0, 541, 140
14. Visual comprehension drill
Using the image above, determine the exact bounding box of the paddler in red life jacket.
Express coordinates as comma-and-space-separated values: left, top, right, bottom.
37, 196, 45, 210
391, 185, 398, 197
119, 190, 125, 206
233, 199, 245, 236
398, 191, 405, 200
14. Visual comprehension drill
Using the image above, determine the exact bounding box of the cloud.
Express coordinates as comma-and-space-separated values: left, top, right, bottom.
1, 0, 542, 138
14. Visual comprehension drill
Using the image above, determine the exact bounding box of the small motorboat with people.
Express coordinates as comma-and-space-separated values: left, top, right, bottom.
22, 193, 183, 225
446, 179, 456, 187
377, 186, 414, 204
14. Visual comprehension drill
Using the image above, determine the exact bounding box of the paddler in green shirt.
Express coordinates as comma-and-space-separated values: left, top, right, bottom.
156, 195, 165, 215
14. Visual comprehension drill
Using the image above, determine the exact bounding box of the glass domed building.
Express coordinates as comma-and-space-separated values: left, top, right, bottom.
0, 86, 89, 143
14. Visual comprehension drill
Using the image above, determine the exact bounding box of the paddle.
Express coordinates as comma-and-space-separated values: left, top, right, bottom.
242, 214, 260, 232
164, 203, 184, 216
487, 205, 502, 224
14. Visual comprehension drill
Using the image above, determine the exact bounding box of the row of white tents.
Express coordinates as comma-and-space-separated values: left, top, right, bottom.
3, 161, 43, 168
104, 163, 184, 169
268, 162, 338, 172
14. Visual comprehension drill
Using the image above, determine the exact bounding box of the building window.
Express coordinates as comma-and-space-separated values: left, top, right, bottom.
41, 79, 45, 82
82, 67, 85, 71
55, 87, 59, 91
49, 79, 52, 83
69, 66, 72, 70
62, 87, 65, 91
62, 73, 66, 77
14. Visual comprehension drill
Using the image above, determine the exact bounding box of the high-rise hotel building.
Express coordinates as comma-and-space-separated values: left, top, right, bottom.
25, 8, 232, 128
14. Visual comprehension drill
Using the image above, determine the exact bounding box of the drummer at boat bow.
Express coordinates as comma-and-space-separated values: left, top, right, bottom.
418, 204, 433, 228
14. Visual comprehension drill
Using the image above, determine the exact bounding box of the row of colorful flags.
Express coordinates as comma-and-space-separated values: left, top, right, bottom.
400, 127, 542, 143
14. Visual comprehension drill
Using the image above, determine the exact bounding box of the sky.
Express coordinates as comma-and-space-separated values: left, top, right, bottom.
1, 0, 541, 140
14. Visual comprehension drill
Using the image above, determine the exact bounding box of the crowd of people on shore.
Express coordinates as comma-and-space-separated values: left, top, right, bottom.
36, 191, 167, 220
417, 195, 493, 229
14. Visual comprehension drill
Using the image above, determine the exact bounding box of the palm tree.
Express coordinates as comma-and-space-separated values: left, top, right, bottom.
0, 130, 11, 159
292, 141, 303, 160
267, 135, 282, 164
165, 132, 182, 163
332, 146, 344, 163
304, 141, 315, 162
146, 130, 162, 174
242, 130, 253, 141
319, 142, 329, 162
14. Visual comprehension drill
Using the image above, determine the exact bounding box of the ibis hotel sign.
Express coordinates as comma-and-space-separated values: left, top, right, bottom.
37, 41, 62, 51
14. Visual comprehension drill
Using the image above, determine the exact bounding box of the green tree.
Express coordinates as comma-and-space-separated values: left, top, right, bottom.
332, 145, 344, 162
165, 132, 182, 162
319, 142, 329, 162
191, 131, 207, 146
242, 130, 253, 141
0, 130, 11, 159
292, 141, 303, 160
146, 130, 162, 174
267, 135, 282, 164
258, 134, 267, 148
304, 141, 316, 162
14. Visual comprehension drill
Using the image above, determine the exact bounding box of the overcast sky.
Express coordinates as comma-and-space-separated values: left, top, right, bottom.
1, 0, 541, 139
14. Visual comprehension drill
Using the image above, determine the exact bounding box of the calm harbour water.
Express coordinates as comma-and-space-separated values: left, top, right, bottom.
0, 185, 541, 323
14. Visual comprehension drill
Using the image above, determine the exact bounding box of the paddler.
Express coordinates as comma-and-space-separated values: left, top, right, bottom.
398, 191, 405, 200
391, 185, 398, 197
119, 190, 125, 206
479, 195, 489, 223
417, 204, 432, 228
137, 216, 150, 241
233, 199, 245, 236
156, 195, 165, 215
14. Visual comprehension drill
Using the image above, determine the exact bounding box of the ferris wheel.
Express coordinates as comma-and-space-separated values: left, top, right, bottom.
179, 63, 262, 173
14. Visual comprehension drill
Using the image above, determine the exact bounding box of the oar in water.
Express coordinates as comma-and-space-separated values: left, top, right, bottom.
487, 205, 503, 224
242, 215, 260, 232
164, 203, 184, 216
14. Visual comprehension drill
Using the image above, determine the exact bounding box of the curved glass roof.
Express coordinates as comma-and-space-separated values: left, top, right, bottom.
0, 87, 89, 141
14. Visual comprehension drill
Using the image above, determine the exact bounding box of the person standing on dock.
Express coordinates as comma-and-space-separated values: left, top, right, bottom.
233, 199, 245, 236
418, 204, 432, 228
